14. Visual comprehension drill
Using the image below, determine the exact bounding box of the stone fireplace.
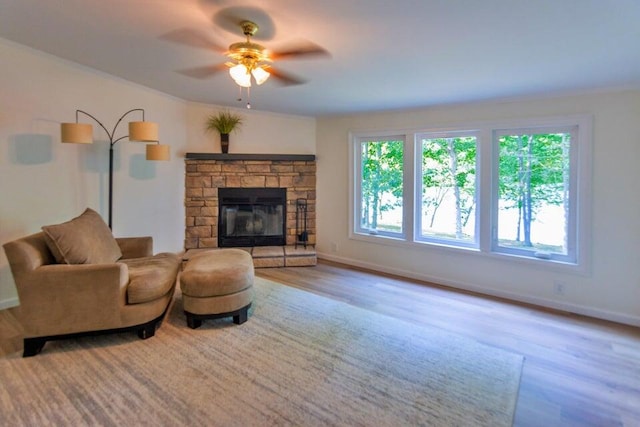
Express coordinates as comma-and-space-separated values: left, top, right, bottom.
184, 153, 316, 266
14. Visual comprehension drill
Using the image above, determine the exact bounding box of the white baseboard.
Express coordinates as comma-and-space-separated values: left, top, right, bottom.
317, 252, 640, 327
0, 297, 19, 311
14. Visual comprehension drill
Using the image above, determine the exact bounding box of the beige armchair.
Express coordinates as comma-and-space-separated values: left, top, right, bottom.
3, 208, 181, 357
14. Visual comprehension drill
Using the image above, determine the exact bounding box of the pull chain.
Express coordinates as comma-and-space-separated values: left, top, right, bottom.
237, 86, 252, 109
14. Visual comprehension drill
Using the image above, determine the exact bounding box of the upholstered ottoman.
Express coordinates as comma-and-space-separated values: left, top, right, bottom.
180, 249, 254, 329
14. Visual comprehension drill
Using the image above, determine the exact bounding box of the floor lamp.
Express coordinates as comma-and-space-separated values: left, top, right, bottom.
61, 109, 170, 229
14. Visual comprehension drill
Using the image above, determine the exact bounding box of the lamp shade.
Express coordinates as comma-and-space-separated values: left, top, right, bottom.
252, 66, 270, 85
61, 123, 93, 143
229, 63, 247, 80
229, 64, 252, 88
146, 143, 170, 161
129, 121, 158, 142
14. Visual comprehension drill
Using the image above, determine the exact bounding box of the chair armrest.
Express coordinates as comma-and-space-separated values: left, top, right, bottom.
17, 263, 129, 336
116, 236, 153, 259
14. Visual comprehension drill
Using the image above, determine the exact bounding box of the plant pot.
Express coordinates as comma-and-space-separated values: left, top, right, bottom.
221, 133, 230, 154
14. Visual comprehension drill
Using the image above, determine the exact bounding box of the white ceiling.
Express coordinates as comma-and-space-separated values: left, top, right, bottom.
1, 0, 639, 117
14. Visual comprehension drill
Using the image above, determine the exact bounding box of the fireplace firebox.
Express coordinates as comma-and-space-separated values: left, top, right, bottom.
218, 188, 286, 247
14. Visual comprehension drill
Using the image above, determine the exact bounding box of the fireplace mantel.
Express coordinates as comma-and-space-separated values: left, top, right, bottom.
185, 153, 315, 161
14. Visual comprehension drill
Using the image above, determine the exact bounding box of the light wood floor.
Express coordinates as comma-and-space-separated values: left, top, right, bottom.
256, 261, 640, 427
2, 260, 639, 426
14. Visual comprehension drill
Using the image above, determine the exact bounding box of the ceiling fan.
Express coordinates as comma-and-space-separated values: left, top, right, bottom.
167, 20, 329, 88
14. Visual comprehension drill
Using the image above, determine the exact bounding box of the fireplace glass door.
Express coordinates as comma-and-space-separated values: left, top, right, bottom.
218, 188, 286, 247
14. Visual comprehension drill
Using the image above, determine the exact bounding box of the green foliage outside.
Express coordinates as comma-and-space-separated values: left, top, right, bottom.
359, 132, 571, 254
360, 140, 403, 232
498, 133, 570, 250
421, 137, 476, 241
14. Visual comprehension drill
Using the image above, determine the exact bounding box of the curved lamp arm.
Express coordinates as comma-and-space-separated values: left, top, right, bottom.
73, 108, 147, 145
61, 108, 165, 230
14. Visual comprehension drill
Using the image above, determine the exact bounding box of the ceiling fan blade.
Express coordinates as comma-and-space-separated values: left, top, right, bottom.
178, 63, 228, 79
269, 41, 330, 61
160, 28, 226, 53
264, 66, 307, 86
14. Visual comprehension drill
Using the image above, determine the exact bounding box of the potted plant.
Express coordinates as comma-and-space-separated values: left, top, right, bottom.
205, 110, 243, 154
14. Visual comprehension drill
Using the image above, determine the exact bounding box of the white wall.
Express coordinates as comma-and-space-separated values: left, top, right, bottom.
185, 102, 316, 155
0, 38, 190, 308
317, 90, 640, 326
0, 38, 317, 309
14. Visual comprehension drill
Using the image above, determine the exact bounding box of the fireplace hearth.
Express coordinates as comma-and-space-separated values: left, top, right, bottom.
218, 188, 286, 247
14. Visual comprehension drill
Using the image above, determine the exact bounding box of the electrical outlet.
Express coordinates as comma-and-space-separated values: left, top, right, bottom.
553, 280, 566, 295
330, 242, 338, 252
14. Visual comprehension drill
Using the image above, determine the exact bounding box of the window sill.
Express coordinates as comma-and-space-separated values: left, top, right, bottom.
349, 232, 588, 275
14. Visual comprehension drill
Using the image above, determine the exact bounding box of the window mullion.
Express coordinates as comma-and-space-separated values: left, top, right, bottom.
404, 133, 415, 242
478, 129, 493, 253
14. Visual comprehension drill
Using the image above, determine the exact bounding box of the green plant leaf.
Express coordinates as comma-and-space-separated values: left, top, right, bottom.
205, 110, 244, 134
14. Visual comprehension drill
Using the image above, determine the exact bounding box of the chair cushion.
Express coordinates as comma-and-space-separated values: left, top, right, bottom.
120, 252, 181, 304
41, 208, 122, 264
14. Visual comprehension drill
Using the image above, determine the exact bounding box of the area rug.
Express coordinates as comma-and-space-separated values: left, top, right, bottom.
0, 277, 523, 426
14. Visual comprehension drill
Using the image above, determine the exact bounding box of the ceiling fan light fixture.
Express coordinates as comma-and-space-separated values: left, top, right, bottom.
229, 63, 251, 87
229, 63, 246, 80
171, 19, 328, 107
235, 73, 252, 88
252, 66, 270, 85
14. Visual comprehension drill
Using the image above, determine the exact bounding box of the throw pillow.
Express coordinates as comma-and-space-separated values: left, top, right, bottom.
42, 208, 122, 264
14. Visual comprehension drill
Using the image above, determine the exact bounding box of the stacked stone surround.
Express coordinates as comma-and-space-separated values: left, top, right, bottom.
184, 154, 316, 267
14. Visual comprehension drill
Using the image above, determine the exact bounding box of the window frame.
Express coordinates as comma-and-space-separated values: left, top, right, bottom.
414, 130, 481, 249
352, 133, 408, 240
491, 125, 579, 263
349, 115, 592, 274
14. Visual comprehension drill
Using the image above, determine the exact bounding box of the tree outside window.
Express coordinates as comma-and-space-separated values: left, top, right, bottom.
358, 138, 404, 235
418, 134, 477, 246
495, 128, 575, 260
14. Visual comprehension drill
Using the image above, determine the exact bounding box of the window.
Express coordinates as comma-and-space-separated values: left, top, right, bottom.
493, 127, 577, 263
354, 136, 404, 238
350, 115, 591, 271
416, 132, 478, 247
